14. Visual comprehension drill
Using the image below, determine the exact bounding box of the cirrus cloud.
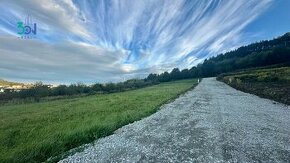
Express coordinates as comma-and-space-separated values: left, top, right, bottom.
0, 0, 273, 83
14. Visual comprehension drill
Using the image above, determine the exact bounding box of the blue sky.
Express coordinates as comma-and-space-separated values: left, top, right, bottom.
0, 0, 289, 84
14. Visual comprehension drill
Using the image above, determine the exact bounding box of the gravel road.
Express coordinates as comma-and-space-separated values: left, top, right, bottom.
60, 78, 290, 163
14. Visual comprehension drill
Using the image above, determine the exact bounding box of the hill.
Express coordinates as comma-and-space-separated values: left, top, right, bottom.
197, 32, 290, 77
146, 32, 290, 82
0, 79, 32, 93
0, 79, 23, 86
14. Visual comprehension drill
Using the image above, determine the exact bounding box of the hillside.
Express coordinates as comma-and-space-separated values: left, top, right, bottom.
0, 79, 23, 86
198, 32, 290, 77
0, 79, 32, 93
217, 67, 290, 105
146, 32, 290, 82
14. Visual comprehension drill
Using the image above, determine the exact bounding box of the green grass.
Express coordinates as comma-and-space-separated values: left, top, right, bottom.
217, 67, 290, 104
0, 79, 197, 163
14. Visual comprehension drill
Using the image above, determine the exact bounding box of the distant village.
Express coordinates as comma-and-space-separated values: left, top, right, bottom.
0, 81, 55, 93
0, 84, 32, 93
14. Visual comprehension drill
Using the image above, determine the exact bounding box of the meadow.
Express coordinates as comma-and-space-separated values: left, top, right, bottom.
217, 67, 290, 105
0, 79, 197, 163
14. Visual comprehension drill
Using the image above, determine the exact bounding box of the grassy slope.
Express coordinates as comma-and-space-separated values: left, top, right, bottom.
0, 79, 197, 163
217, 67, 290, 105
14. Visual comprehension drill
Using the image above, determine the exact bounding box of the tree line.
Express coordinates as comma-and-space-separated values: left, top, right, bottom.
0, 79, 153, 101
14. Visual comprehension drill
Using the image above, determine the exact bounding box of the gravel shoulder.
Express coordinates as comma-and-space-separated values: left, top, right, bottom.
60, 78, 290, 163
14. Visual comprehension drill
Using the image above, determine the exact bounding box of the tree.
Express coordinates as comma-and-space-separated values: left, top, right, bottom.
146, 73, 159, 82
170, 68, 181, 80
159, 72, 171, 82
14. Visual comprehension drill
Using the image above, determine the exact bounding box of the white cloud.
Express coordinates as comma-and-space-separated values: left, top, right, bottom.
0, 0, 92, 39
78, 0, 272, 70
0, 0, 273, 83
0, 36, 130, 83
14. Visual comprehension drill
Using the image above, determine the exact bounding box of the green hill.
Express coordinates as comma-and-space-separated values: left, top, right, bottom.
145, 32, 290, 82
198, 32, 290, 77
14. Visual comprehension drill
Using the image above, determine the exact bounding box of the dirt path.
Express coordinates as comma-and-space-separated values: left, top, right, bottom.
60, 78, 290, 162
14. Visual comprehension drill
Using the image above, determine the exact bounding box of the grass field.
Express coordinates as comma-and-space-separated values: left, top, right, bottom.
0, 79, 197, 163
217, 67, 290, 105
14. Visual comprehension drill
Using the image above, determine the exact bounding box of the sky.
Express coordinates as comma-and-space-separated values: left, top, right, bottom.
0, 0, 289, 84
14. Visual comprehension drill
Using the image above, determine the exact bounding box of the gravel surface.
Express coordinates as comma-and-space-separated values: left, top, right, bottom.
60, 78, 290, 163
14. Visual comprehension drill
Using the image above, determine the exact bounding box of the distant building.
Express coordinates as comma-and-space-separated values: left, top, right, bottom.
47, 84, 56, 88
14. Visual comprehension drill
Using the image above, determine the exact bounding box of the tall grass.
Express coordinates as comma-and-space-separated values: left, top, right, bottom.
0, 79, 197, 163
218, 67, 290, 104
221, 67, 290, 83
